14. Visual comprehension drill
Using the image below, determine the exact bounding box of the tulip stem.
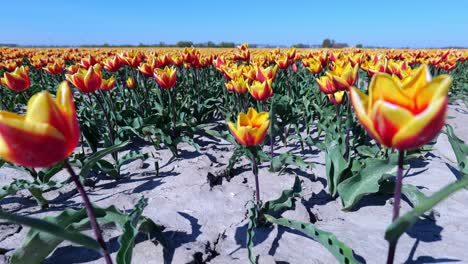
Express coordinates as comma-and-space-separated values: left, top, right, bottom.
386, 150, 405, 264
94, 93, 118, 164
64, 160, 113, 264
168, 88, 177, 138
251, 151, 261, 205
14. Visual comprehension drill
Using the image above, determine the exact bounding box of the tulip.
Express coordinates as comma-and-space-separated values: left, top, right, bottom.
224, 81, 235, 92
349, 64, 452, 150
0, 82, 79, 167
0, 66, 31, 92
275, 54, 290, 70
247, 79, 273, 101
65, 64, 102, 94
126, 77, 135, 89
153, 66, 177, 89
328, 91, 345, 105
43, 61, 65, 76
316, 76, 337, 94
326, 62, 358, 91
256, 65, 278, 82
228, 107, 269, 147
66, 64, 80, 74
100, 76, 116, 91
103, 56, 124, 72
138, 57, 158, 77
303, 58, 323, 75
231, 76, 248, 94
79, 55, 98, 69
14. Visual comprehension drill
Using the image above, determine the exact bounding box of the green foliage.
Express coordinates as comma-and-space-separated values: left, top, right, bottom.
265, 215, 362, 264
7, 197, 164, 264
385, 176, 468, 244
338, 157, 398, 210
444, 124, 468, 175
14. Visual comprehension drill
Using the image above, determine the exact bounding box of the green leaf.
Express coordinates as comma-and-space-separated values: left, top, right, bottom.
445, 124, 468, 175
246, 204, 258, 264
80, 141, 129, 178
379, 180, 428, 207
265, 215, 362, 264
0, 179, 63, 203
270, 152, 314, 173
6, 208, 101, 264
385, 176, 468, 243
203, 128, 236, 145
116, 197, 148, 264
117, 151, 148, 170
325, 141, 349, 197
10, 200, 166, 264
338, 158, 398, 210
261, 176, 302, 217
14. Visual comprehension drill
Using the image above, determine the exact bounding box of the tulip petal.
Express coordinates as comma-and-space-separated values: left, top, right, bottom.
251, 112, 269, 128
392, 97, 447, 150
56, 82, 80, 154
349, 87, 382, 144
368, 73, 414, 113
402, 65, 431, 98
251, 121, 270, 145
228, 122, 246, 146
0, 112, 67, 167
415, 75, 452, 112
370, 100, 414, 147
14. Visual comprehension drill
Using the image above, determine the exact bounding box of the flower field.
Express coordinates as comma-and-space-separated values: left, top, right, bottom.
0, 46, 467, 264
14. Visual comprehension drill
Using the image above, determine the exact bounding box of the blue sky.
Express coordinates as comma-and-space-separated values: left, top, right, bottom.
2, 0, 467, 47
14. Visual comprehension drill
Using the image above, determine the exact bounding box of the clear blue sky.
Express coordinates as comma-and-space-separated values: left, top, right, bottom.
2, 0, 467, 48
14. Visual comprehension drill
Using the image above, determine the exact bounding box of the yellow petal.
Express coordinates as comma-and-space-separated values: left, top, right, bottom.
415, 75, 452, 112
228, 122, 246, 145
251, 112, 269, 128
368, 73, 413, 113
402, 64, 431, 98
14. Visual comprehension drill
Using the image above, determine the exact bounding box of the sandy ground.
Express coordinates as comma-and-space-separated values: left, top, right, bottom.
0, 102, 467, 264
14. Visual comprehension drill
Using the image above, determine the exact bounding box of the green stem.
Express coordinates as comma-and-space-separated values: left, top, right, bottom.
386, 150, 405, 264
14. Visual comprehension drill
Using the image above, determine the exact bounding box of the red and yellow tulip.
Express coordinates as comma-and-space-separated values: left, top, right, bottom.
228, 107, 270, 146
0, 66, 31, 92
65, 64, 102, 94
350, 65, 452, 150
100, 76, 116, 91
43, 61, 65, 76
247, 79, 273, 101
154, 66, 177, 89
126, 77, 135, 89
326, 62, 358, 91
0, 82, 79, 167
328, 91, 345, 105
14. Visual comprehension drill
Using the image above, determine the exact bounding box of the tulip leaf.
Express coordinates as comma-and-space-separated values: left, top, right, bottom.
203, 128, 237, 145
0, 179, 63, 203
261, 176, 302, 217
246, 204, 258, 264
337, 157, 398, 210
264, 215, 363, 264
444, 124, 468, 175
116, 197, 153, 264
9, 197, 166, 264
325, 140, 349, 197
6, 208, 101, 264
385, 176, 468, 244
379, 180, 428, 207
270, 152, 314, 173
79, 141, 129, 178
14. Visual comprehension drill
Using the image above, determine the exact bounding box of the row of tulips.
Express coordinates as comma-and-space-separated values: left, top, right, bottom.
0, 45, 466, 264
